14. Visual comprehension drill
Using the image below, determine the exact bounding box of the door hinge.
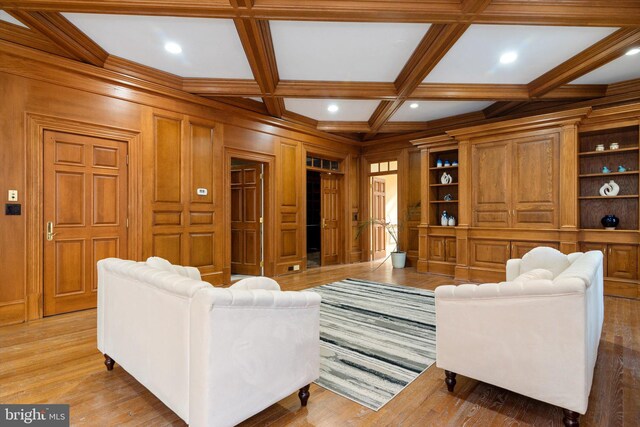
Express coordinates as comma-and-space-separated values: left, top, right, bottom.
260, 173, 264, 180
260, 260, 264, 267
259, 217, 263, 224
126, 154, 129, 165
126, 218, 129, 228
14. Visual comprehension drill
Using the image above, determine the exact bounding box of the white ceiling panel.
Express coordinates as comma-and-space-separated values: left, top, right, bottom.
0, 10, 28, 28
271, 21, 429, 82
390, 100, 492, 122
285, 99, 381, 121
571, 51, 640, 84
424, 25, 618, 84
63, 13, 254, 78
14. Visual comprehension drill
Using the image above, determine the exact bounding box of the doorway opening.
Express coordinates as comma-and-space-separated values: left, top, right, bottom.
369, 172, 398, 261
230, 158, 264, 280
306, 170, 321, 268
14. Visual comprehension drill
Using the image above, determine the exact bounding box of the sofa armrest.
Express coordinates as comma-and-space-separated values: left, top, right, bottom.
189, 288, 321, 427
505, 258, 521, 281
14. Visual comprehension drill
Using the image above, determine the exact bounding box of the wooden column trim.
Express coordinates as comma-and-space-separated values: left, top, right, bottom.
559, 123, 579, 230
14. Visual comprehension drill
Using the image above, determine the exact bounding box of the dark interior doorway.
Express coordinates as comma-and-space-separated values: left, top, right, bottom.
306, 170, 321, 268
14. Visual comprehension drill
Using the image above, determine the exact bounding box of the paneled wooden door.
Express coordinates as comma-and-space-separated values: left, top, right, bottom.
371, 177, 386, 259
321, 174, 341, 266
230, 163, 263, 275
43, 130, 128, 316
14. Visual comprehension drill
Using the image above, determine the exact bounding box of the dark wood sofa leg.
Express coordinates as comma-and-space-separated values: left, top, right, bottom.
445, 370, 457, 392
298, 384, 310, 407
104, 354, 115, 371
562, 409, 580, 427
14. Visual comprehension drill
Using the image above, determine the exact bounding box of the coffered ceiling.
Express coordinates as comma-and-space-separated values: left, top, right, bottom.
1, 0, 640, 144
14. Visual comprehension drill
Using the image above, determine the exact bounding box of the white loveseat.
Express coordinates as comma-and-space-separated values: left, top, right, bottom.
97, 257, 321, 427
435, 247, 604, 427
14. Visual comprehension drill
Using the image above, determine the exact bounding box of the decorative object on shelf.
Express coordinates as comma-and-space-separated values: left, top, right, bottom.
441, 211, 448, 226
436, 159, 443, 168
440, 172, 453, 184
602, 166, 611, 173
447, 216, 456, 226
595, 144, 605, 152
444, 193, 453, 201
444, 160, 451, 167
601, 214, 619, 230
618, 165, 628, 172
610, 142, 620, 150
599, 180, 620, 197
452, 160, 458, 166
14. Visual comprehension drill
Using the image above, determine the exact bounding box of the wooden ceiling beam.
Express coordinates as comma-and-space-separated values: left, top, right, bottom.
234, 18, 284, 117
528, 28, 640, 98
0, 21, 74, 59
182, 78, 262, 96
275, 81, 397, 99
317, 122, 372, 133
2, 1, 638, 26
9, 11, 108, 66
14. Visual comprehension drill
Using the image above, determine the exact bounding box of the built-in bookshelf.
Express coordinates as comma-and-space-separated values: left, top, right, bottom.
578, 126, 640, 230
428, 149, 458, 226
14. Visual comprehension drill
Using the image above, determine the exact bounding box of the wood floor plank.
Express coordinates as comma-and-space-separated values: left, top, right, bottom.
0, 261, 638, 426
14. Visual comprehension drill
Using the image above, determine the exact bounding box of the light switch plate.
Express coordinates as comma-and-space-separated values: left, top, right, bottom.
196, 188, 208, 196
8, 190, 17, 202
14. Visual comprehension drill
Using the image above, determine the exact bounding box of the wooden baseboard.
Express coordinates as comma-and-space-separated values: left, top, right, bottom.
0, 301, 25, 326
604, 279, 639, 299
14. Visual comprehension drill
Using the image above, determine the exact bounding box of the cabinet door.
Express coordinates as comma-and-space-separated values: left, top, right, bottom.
581, 242, 608, 277
511, 134, 559, 228
511, 241, 559, 259
472, 141, 511, 228
470, 239, 511, 269
608, 244, 638, 280
429, 236, 446, 261
445, 238, 457, 263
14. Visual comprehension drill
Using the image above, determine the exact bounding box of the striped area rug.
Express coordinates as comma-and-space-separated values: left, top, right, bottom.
310, 278, 436, 411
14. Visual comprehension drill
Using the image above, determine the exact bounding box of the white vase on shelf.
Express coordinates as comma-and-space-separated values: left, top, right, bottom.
599, 180, 620, 197
440, 172, 452, 184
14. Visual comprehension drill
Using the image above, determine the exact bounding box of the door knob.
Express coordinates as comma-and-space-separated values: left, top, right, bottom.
46, 221, 57, 241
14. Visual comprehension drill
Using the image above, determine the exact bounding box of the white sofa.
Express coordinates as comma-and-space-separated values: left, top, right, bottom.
435, 247, 604, 427
97, 257, 321, 427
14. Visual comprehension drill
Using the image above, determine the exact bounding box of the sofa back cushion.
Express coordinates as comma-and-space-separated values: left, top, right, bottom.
520, 247, 570, 278
553, 250, 603, 288
512, 268, 553, 284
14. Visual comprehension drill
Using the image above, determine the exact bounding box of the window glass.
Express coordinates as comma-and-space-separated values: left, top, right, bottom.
331, 161, 339, 170
389, 160, 398, 171
379, 162, 388, 172
370, 163, 379, 173
306, 156, 312, 166
313, 157, 321, 168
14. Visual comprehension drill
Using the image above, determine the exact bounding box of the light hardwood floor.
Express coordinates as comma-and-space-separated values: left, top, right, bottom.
1, 261, 638, 426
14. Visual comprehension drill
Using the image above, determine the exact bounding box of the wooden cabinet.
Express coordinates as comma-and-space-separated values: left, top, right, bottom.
608, 245, 638, 280
472, 134, 558, 229
429, 236, 456, 263
511, 240, 559, 259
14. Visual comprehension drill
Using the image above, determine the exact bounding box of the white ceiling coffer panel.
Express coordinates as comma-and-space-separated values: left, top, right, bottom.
284, 99, 381, 121
0, 10, 28, 28
571, 50, 640, 84
271, 21, 430, 82
423, 24, 618, 84
63, 13, 254, 78
389, 100, 492, 122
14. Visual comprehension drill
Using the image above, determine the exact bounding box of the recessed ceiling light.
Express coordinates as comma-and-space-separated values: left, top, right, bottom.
626, 48, 640, 56
499, 51, 518, 64
327, 104, 339, 113
164, 42, 182, 54
410, 103, 419, 109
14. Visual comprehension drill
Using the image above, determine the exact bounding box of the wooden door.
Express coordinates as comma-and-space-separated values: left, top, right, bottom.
371, 177, 386, 259
608, 244, 638, 280
445, 238, 457, 263
511, 134, 559, 228
428, 236, 445, 261
43, 130, 128, 316
581, 242, 608, 277
472, 141, 511, 227
231, 163, 263, 275
321, 174, 340, 266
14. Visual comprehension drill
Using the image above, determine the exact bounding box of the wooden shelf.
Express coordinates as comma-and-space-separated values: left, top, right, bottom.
578, 147, 639, 157
430, 200, 459, 204
579, 171, 639, 178
578, 195, 639, 200
430, 183, 458, 187
429, 165, 459, 170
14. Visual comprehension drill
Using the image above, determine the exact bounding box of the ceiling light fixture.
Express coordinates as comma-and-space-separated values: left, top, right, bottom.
626, 47, 640, 56
164, 42, 182, 54
499, 51, 518, 64
327, 104, 339, 113
410, 103, 419, 109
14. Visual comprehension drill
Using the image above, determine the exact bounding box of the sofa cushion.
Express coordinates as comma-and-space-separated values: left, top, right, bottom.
512, 268, 553, 284
553, 251, 603, 288
520, 247, 570, 278
146, 256, 175, 273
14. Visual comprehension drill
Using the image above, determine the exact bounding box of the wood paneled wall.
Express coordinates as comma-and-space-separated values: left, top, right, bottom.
0, 47, 358, 325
